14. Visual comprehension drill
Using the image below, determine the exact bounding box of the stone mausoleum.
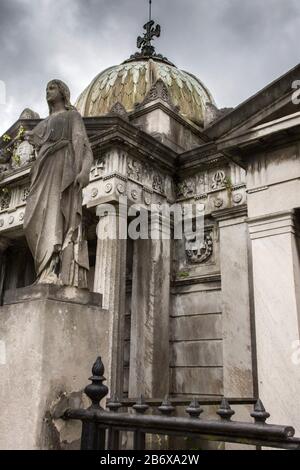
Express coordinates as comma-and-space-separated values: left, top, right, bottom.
0, 17, 300, 450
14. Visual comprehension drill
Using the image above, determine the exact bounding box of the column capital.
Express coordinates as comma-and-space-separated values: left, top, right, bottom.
211, 205, 248, 228
247, 210, 300, 240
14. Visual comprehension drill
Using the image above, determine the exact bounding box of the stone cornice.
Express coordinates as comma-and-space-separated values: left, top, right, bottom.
0, 165, 31, 187
172, 273, 221, 289
177, 143, 229, 174
217, 111, 300, 154
205, 63, 300, 140
211, 205, 248, 222
90, 124, 177, 173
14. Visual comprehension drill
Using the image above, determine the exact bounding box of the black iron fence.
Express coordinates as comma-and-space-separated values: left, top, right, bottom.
63, 357, 300, 451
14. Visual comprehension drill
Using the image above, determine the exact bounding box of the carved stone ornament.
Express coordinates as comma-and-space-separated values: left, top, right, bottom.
90, 159, 105, 180
13, 140, 35, 167
176, 178, 196, 199
91, 188, 99, 198
109, 102, 129, 120
233, 193, 243, 204
131, 190, 138, 200
117, 183, 126, 194
186, 233, 213, 264
153, 174, 164, 193
138, 79, 178, 112
212, 170, 226, 190
214, 198, 224, 209
105, 183, 113, 194
21, 186, 30, 202
0, 190, 11, 211
127, 159, 142, 182
144, 192, 152, 206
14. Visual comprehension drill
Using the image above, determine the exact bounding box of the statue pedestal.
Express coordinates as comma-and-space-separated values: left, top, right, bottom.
0, 285, 109, 450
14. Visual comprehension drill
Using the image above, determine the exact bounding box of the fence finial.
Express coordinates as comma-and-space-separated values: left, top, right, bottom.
84, 357, 108, 409
186, 398, 204, 419
217, 398, 235, 421
159, 395, 175, 416
251, 399, 270, 423
133, 395, 149, 414
107, 395, 122, 412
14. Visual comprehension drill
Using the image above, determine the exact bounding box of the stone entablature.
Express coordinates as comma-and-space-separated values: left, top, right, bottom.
84, 149, 175, 210
175, 163, 246, 216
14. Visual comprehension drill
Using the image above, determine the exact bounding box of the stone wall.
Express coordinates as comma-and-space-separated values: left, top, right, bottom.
170, 282, 223, 397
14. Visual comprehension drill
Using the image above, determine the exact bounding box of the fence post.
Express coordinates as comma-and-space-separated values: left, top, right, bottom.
107, 395, 122, 450
81, 357, 109, 450
133, 396, 149, 450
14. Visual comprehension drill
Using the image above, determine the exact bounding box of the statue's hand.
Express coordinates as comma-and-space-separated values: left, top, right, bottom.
75, 172, 89, 189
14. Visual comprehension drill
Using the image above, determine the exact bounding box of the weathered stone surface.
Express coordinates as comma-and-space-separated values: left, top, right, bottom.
3, 284, 102, 306
0, 288, 109, 450
249, 212, 300, 435
170, 367, 223, 396
171, 314, 222, 342
94, 209, 127, 395
213, 210, 254, 399
129, 238, 171, 398
171, 340, 223, 368
172, 290, 222, 316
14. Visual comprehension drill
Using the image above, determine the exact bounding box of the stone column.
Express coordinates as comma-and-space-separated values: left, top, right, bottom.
94, 205, 127, 396
0, 237, 10, 304
128, 227, 171, 399
212, 207, 255, 401
248, 210, 300, 433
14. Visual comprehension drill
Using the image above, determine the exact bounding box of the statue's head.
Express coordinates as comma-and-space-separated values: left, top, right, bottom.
46, 80, 74, 114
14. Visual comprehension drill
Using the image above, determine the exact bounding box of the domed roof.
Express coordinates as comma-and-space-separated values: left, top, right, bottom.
75, 18, 215, 127
75, 59, 215, 127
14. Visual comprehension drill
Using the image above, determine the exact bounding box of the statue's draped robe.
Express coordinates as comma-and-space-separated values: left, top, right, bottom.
24, 110, 93, 288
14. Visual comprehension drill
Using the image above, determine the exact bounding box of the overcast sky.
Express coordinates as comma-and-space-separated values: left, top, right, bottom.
0, 0, 300, 134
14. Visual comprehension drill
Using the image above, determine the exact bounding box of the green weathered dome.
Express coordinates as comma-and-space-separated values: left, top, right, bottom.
75, 58, 215, 127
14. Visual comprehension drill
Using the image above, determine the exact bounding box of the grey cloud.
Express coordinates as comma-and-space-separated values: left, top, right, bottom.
0, 0, 300, 134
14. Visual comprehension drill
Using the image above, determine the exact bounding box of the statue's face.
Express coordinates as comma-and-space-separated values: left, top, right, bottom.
46, 82, 63, 105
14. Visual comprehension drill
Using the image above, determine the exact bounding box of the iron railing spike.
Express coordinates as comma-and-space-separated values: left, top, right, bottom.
186, 398, 204, 419
251, 399, 270, 423
217, 397, 235, 421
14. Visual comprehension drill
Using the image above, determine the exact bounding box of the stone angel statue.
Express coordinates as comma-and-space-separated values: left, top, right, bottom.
24, 80, 93, 289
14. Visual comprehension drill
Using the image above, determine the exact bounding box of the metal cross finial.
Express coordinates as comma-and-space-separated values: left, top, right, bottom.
137, 21, 161, 57
137, 0, 161, 57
